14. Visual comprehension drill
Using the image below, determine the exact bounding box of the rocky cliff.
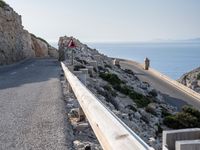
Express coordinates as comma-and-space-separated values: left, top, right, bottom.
0, 1, 58, 65
178, 67, 200, 93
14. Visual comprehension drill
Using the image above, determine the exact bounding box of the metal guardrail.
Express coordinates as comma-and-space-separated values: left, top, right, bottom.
61, 62, 154, 150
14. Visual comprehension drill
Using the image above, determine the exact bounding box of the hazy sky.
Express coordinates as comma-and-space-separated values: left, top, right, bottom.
5, 0, 200, 43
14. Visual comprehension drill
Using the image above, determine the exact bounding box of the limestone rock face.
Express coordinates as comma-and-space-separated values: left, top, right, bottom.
178, 67, 200, 93
0, 4, 58, 65
0, 5, 35, 65
31, 35, 49, 57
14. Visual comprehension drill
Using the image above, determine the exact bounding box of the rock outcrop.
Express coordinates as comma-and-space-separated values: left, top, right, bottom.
31, 34, 58, 58
178, 67, 200, 93
0, 2, 58, 65
0, 3, 34, 65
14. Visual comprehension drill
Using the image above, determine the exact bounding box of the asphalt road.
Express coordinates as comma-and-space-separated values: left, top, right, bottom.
120, 60, 200, 111
0, 58, 72, 150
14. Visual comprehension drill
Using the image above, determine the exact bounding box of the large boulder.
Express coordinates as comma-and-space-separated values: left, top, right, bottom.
31, 35, 49, 57
31, 34, 58, 58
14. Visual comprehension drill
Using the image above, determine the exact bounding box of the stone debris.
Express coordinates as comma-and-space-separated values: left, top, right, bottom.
60, 73, 102, 150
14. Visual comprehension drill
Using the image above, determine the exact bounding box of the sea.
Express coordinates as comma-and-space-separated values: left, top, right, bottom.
51, 42, 200, 80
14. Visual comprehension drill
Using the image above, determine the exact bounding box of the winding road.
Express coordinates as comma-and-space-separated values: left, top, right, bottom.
0, 58, 71, 150
120, 60, 200, 111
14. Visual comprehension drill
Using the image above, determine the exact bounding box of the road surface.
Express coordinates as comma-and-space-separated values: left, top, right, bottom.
0, 58, 72, 149
120, 60, 200, 111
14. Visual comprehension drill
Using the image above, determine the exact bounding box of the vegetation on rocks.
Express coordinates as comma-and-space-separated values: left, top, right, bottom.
103, 84, 117, 97
0, 0, 6, 8
99, 72, 123, 85
163, 105, 200, 129
197, 73, 200, 80
99, 72, 151, 107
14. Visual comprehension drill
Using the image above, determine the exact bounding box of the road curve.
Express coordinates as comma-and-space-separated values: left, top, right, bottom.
120, 60, 200, 111
0, 58, 72, 150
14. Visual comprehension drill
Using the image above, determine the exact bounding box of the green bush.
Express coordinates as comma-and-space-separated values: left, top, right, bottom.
113, 84, 131, 95
161, 108, 171, 118
113, 84, 150, 107
99, 72, 151, 108
163, 112, 199, 129
0, 0, 6, 8
133, 95, 151, 108
103, 85, 117, 97
197, 73, 200, 80
99, 73, 122, 85
163, 106, 200, 129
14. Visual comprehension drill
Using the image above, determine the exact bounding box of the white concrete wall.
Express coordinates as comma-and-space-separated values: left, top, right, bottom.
163, 128, 200, 150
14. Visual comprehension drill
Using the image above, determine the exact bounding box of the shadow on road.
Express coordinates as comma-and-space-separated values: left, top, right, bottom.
0, 58, 60, 90
160, 93, 188, 111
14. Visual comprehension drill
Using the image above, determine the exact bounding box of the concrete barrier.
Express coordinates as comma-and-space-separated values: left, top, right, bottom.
89, 61, 98, 71
162, 128, 200, 150
61, 62, 154, 150
176, 140, 200, 150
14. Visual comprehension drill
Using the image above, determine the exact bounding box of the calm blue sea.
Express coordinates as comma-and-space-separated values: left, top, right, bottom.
51, 42, 200, 80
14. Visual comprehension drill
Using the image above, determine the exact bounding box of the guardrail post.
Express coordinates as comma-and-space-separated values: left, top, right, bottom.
80, 68, 89, 78
66, 65, 73, 92
86, 66, 94, 77
89, 61, 98, 72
